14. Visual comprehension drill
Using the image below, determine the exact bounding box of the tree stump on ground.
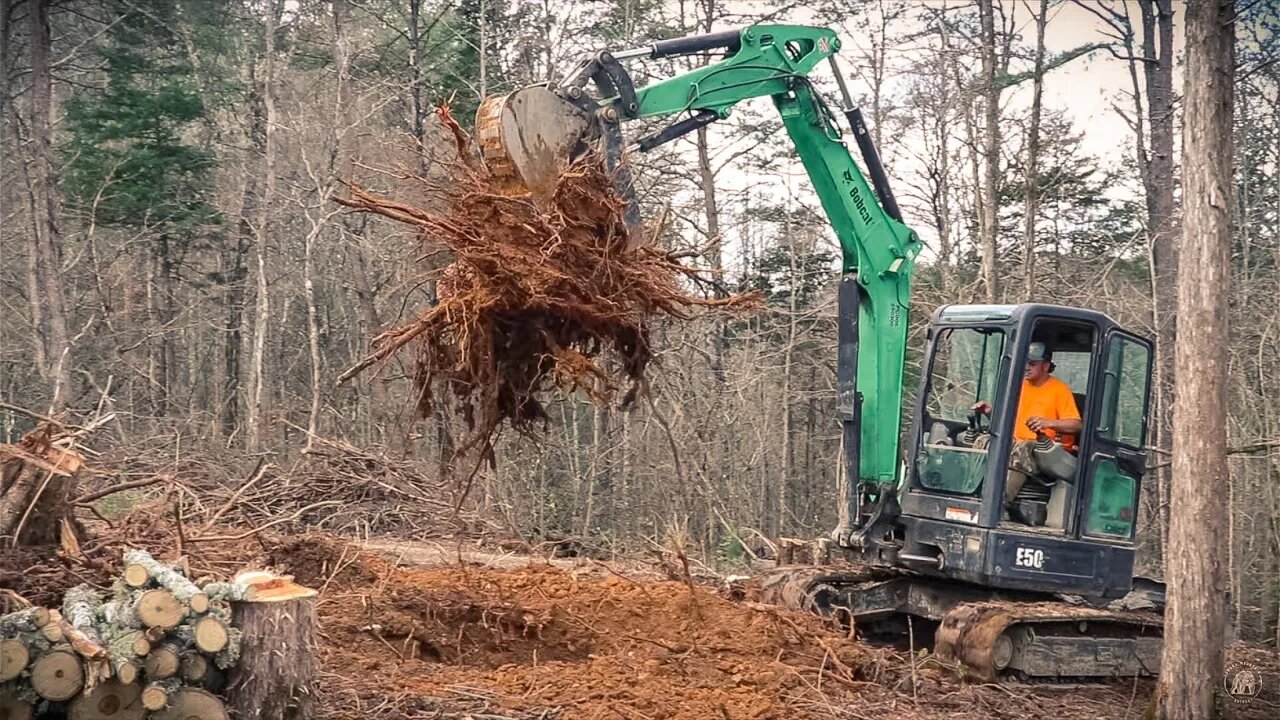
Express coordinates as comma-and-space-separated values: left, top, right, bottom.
224, 574, 317, 720
0, 425, 84, 546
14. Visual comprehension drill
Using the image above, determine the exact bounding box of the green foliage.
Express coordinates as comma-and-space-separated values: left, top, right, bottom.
739, 244, 836, 309
62, 0, 218, 234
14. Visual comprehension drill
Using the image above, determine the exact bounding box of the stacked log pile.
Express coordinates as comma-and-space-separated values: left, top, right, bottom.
0, 550, 243, 719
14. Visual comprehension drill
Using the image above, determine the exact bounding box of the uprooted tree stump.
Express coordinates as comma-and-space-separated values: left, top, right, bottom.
333, 105, 758, 472
224, 575, 318, 720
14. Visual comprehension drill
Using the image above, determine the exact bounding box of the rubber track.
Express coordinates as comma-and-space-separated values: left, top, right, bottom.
934, 600, 1163, 682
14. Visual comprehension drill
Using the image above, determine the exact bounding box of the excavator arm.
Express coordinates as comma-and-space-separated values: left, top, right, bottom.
477, 25, 922, 542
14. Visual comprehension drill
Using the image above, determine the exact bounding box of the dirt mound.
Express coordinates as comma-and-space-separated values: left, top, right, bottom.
306, 553, 872, 719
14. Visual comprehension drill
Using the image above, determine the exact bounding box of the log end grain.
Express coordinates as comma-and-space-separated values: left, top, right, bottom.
115, 660, 138, 685
192, 617, 228, 654
68, 679, 145, 720
140, 685, 168, 711
0, 638, 29, 683
30, 648, 84, 701
122, 565, 150, 589
151, 688, 227, 720
180, 653, 208, 683
135, 590, 182, 630
143, 646, 179, 680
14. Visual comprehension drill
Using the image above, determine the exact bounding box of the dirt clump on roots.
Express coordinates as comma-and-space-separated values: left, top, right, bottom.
333, 107, 756, 464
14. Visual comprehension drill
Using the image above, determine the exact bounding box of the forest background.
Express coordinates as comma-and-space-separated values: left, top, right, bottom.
1, 0, 1277, 644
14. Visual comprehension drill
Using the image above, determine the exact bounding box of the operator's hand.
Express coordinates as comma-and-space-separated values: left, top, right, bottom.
1026, 416, 1051, 433
971, 401, 992, 416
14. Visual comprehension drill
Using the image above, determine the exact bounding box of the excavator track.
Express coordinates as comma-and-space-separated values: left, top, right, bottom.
935, 600, 1162, 682
757, 565, 1163, 681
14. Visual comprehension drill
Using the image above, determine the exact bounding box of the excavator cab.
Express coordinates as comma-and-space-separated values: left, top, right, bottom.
894, 303, 1154, 598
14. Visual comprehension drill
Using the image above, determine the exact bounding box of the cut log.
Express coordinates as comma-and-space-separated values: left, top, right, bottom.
180, 652, 208, 683
113, 658, 138, 685
122, 550, 206, 612
30, 647, 84, 701
133, 589, 182, 630
192, 616, 229, 653
122, 565, 150, 589
62, 585, 102, 629
201, 581, 252, 603
151, 688, 228, 720
0, 608, 50, 634
225, 589, 317, 720
58, 619, 108, 660
40, 611, 64, 643
67, 679, 145, 720
0, 691, 35, 720
140, 682, 172, 711
145, 626, 166, 644
0, 639, 28, 683
143, 643, 180, 680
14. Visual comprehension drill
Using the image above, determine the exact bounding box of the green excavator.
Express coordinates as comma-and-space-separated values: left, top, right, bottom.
475, 24, 1163, 680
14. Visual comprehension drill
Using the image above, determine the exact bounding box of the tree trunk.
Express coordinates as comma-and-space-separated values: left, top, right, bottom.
225, 595, 317, 720
1138, 0, 1178, 558
28, 0, 72, 411
1, 0, 11, 148
1022, 0, 1048, 301
247, 0, 283, 452
222, 67, 268, 441
1156, 1, 1234, 717
977, 0, 1001, 303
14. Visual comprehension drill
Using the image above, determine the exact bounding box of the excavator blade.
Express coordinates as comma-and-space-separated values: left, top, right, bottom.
475, 87, 591, 198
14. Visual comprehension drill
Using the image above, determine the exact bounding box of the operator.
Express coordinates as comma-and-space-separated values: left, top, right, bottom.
973, 342, 1082, 505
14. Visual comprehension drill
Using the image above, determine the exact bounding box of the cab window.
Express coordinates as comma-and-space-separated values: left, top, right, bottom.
916, 328, 1005, 495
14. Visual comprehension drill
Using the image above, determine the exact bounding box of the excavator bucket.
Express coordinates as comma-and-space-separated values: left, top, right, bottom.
475, 86, 641, 232
475, 87, 592, 198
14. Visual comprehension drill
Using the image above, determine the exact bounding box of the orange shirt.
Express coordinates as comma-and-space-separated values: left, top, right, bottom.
1014, 376, 1081, 450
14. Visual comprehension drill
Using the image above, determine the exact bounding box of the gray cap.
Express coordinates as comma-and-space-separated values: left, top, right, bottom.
1027, 342, 1052, 362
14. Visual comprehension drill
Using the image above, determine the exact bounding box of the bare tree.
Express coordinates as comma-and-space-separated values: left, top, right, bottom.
27, 0, 72, 411
1157, 0, 1235, 716
1139, 0, 1178, 561
977, 0, 1000, 302
247, 0, 283, 451
1021, 0, 1048, 300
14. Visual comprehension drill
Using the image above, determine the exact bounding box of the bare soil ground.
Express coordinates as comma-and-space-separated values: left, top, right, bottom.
6, 525, 1277, 719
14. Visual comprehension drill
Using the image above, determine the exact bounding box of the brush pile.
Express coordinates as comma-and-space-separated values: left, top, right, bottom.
334, 107, 756, 460
0, 549, 244, 719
